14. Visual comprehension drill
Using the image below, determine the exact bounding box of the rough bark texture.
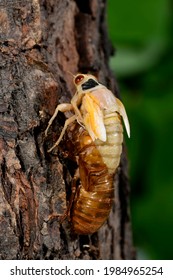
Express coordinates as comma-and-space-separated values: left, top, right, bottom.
0, 0, 135, 259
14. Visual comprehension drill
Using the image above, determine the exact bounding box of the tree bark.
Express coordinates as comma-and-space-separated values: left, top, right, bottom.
0, 0, 135, 259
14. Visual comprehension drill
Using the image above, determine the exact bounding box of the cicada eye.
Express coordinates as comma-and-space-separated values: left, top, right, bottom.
75, 74, 85, 85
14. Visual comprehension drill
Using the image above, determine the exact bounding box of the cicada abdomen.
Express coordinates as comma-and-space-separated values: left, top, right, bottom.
45, 73, 130, 235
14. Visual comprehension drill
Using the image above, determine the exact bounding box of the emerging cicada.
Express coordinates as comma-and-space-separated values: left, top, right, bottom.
45, 74, 130, 235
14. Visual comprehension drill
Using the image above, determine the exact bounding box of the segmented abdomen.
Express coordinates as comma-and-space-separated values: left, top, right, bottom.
69, 111, 123, 234
95, 111, 123, 174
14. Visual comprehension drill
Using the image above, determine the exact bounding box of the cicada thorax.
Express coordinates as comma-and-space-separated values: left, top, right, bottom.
66, 110, 123, 235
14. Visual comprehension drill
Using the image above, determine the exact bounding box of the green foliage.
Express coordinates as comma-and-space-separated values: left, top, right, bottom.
107, 0, 173, 259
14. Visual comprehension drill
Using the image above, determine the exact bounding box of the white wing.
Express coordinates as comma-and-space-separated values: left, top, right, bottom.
90, 86, 130, 138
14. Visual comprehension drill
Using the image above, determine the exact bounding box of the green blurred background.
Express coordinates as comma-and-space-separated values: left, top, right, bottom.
107, 0, 173, 259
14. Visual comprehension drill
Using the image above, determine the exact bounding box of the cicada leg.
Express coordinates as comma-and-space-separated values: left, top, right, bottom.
45, 103, 73, 137
71, 92, 84, 126
47, 115, 76, 152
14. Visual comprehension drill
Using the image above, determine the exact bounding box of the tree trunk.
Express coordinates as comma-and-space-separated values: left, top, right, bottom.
0, 0, 135, 259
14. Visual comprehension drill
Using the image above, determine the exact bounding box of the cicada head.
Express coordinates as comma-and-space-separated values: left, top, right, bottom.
73, 74, 100, 93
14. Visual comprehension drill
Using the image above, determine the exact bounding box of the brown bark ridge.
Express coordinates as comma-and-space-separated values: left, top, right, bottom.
0, 0, 135, 259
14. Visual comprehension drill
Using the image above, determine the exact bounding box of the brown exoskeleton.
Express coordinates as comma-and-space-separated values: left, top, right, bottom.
45, 74, 130, 235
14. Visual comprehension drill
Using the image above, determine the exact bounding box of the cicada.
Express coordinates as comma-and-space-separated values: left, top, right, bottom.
45, 74, 130, 235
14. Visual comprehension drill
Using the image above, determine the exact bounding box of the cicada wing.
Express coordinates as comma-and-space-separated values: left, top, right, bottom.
115, 98, 130, 138
81, 94, 106, 142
